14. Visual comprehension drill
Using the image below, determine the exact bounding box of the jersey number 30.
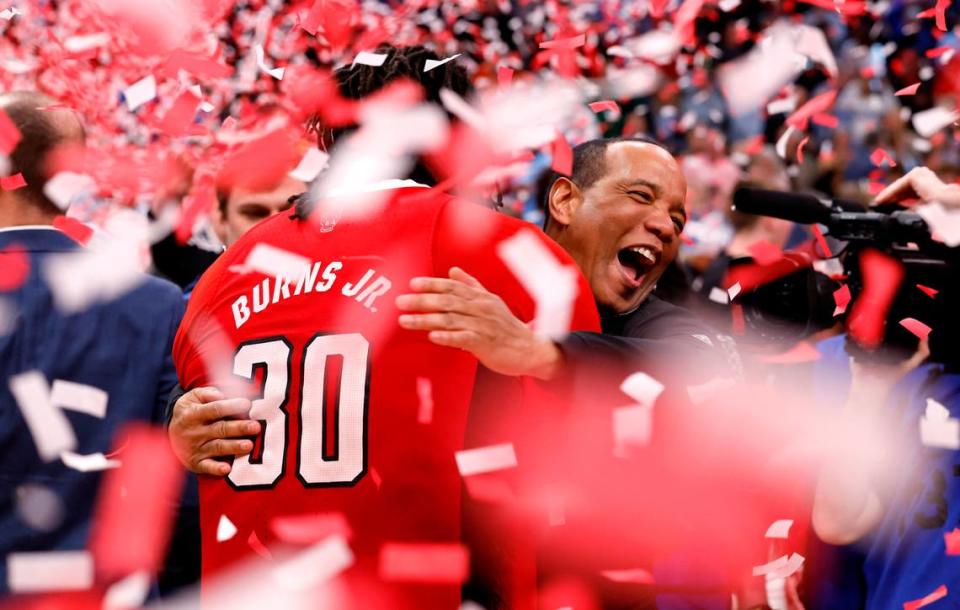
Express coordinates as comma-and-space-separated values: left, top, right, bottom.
228, 334, 369, 489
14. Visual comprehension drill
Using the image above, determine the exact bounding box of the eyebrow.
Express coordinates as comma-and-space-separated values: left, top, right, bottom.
625, 179, 687, 222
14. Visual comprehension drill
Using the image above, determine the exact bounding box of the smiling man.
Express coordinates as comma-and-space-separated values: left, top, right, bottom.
397, 136, 735, 389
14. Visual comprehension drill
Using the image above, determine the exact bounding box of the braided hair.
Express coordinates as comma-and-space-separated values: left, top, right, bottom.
294, 44, 473, 218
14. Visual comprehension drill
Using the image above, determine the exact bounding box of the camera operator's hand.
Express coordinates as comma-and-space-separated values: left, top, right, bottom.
873, 167, 960, 208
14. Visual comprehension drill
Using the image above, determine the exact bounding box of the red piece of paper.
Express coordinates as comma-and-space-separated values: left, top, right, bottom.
158, 90, 201, 137
895, 82, 921, 96
917, 284, 939, 298
1, 172, 26, 191
927, 46, 953, 58
498, 66, 514, 88
247, 530, 273, 559
0, 243, 30, 291
833, 284, 851, 316
89, 424, 183, 579
870, 148, 897, 167
899, 318, 932, 341
746, 239, 783, 266
811, 225, 833, 258
811, 113, 839, 129
551, 132, 573, 176
786, 90, 837, 130
936, 0, 949, 31
53, 216, 94, 246
847, 250, 905, 349
945, 528, 960, 555
903, 584, 947, 610
0, 107, 22, 155
378, 542, 469, 583
589, 100, 620, 114
539, 33, 586, 50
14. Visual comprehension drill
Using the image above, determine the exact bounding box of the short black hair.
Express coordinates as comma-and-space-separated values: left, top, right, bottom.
1, 91, 84, 215
540, 135, 669, 230
295, 44, 473, 219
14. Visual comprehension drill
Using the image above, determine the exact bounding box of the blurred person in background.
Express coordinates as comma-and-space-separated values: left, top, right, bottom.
0, 92, 184, 596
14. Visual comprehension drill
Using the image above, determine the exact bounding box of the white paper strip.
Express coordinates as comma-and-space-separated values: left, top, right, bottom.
288, 147, 329, 183
9, 371, 76, 462
243, 243, 312, 283
123, 75, 157, 111
765, 519, 794, 539
920, 397, 960, 449
7, 551, 93, 592
455, 443, 518, 477
51, 379, 107, 418
61, 451, 120, 472
424, 54, 461, 72
104, 571, 150, 610
353, 52, 387, 67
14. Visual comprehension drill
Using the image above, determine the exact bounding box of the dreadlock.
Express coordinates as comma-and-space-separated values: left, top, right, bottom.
295, 44, 473, 219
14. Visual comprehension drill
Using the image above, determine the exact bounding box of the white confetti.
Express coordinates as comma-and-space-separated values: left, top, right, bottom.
271, 535, 354, 592
199, 101, 216, 113
912, 106, 960, 138
254, 44, 285, 80
63, 32, 110, 54
217, 514, 238, 542
243, 243, 312, 283
51, 379, 107, 418
766, 97, 797, 115
104, 571, 150, 610
7, 551, 93, 592
353, 51, 387, 67
438, 87, 487, 132
0, 6, 20, 20
708, 286, 730, 304
43, 172, 96, 212
455, 443, 518, 477
497, 230, 579, 340
765, 519, 794, 539
424, 54, 461, 72
727, 282, 742, 301
9, 371, 76, 462
43, 249, 145, 313
920, 397, 960, 449
123, 75, 157, 111
613, 405, 654, 455
752, 553, 804, 578
60, 451, 120, 472
620, 372, 664, 408
916, 202, 960, 248
288, 147, 329, 183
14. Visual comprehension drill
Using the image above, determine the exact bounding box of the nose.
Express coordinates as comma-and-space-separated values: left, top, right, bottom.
643, 208, 675, 242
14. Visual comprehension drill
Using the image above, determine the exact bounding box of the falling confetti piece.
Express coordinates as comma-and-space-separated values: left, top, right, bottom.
945, 528, 960, 555
7, 551, 93, 592
833, 284, 851, 316
895, 82, 921, 96
1, 172, 25, 190
912, 107, 960, 138
60, 451, 120, 472
870, 148, 897, 167
899, 318, 932, 341
728, 281, 742, 301
539, 33, 586, 50
903, 584, 947, 610
0, 243, 30, 291
0, 6, 20, 20
847, 250, 904, 349
424, 54, 461, 72
243, 243, 312, 283
920, 398, 959, 449
217, 514, 238, 542
122, 75, 157, 112
353, 51, 387, 67
765, 519, 794, 539
455, 443, 518, 476
271, 535, 353, 592
103, 571, 150, 610
917, 284, 939, 298
588, 100, 620, 114
9, 371, 76, 461
270, 512, 352, 544
416, 376, 433, 424
378, 543, 469, 583
550, 131, 573, 176
601, 569, 656, 584
288, 147, 329, 183
248, 530, 273, 559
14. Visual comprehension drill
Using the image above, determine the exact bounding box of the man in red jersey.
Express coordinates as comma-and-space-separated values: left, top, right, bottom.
172, 45, 600, 609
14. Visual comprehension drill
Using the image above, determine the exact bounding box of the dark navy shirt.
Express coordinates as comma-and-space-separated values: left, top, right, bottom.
0, 227, 184, 593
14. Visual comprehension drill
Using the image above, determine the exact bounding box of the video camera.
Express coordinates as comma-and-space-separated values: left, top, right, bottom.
731, 186, 960, 366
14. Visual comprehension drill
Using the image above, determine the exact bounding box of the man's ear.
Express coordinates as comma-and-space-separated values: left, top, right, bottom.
547, 177, 581, 228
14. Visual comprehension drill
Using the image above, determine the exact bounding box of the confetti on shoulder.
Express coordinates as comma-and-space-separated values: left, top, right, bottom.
424, 54, 461, 72
353, 51, 387, 67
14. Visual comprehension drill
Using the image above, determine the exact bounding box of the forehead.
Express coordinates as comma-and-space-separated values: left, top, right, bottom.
229, 176, 306, 208
600, 141, 686, 203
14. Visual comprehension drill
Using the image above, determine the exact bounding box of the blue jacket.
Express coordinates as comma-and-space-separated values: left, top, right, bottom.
0, 227, 184, 593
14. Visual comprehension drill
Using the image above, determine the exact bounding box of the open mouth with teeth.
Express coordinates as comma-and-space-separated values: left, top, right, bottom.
616, 245, 658, 286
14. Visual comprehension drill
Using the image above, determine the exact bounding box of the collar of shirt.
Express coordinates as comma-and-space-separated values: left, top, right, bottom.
0, 226, 79, 252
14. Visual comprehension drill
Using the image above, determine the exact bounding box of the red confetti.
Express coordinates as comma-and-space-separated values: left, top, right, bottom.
89, 424, 183, 580
158, 91, 201, 137
53, 216, 94, 246
746, 239, 783, 266
927, 46, 954, 58
378, 542, 469, 583
811, 225, 833, 258
270, 512, 352, 544
917, 284, 939, 298
760, 341, 822, 364
833, 284, 851, 316
899, 318, 933, 341
498, 66, 514, 87
811, 113, 839, 129
847, 250, 905, 349
936, 0, 949, 31
945, 528, 960, 555
895, 82, 922, 96
539, 33, 586, 50
551, 131, 573, 176
247, 530, 273, 560
918, 8, 938, 18
870, 148, 897, 167
903, 584, 947, 610
0, 243, 30, 291
1, 172, 26, 191
588, 100, 620, 114
0, 108, 22, 155
786, 90, 837, 130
